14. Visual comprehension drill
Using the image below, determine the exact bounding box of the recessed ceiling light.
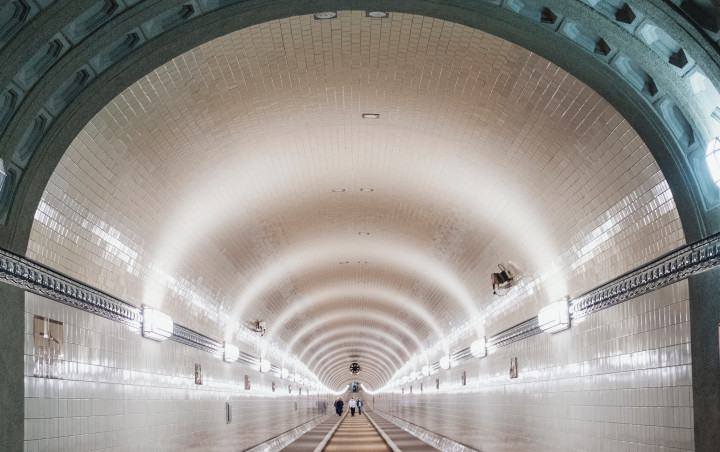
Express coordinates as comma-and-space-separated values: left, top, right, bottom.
366, 11, 389, 18
362, 113, 380, 119
359, 188, 374, 192
332, 188, 346, 192
358, 232, 370, 235
314, 11, 337, 20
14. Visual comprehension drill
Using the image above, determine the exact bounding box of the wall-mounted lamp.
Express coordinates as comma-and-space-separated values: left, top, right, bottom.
259, 358, 271, 373
491, 264, 513, 295
538, 297, 570, 333
141, 307, 173, 341
280, 368, 289, 379
252, 320, 266, 336
439, 355, 451, 370
471, 337, 487, 358
422, 365, 430, 377
223, 342, 240, 362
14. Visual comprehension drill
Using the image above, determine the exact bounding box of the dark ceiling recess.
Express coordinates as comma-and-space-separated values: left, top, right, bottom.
349, 362, 360, 374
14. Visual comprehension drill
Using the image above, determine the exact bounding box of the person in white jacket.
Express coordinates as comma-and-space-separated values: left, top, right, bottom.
348, 398, 357, 416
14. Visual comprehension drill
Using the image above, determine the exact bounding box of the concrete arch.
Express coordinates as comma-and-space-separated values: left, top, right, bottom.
0, 0, 717, 257
1, 2, 720, 449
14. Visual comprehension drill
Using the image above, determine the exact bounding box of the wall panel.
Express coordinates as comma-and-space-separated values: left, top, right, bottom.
374, 281, 693, 451
23, 293, 332, 452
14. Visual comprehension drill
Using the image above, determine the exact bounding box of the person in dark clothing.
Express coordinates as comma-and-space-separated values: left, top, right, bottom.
357, 399, 363, 415
334, 397, 344, 416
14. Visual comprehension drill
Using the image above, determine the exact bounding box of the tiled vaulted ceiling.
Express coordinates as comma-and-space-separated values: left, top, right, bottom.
25, 11, 685, 390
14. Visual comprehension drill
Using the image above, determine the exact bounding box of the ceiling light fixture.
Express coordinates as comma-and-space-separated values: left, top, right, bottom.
358, 232, 370, 235
314, 11, 337, 19
281, 368, 289, 379
332, 188, 346, 192
362, 113, 380, 119
366, 11, 389, 18
359, 188, 374, 192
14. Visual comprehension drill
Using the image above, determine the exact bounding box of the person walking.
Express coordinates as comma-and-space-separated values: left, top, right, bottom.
348, 397, 357, 416
334, 397, 344, 416
357, 399, 363, 415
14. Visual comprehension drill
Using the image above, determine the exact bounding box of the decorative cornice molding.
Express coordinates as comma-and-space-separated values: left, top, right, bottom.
171, 323, 223, 355
4, 230, 720, 391
570, 231, 720, 319
487, 317, 542, 351
0, 247, 141, 328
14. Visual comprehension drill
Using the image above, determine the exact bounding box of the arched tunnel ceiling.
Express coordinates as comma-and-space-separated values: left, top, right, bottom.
25, 11, 687, 390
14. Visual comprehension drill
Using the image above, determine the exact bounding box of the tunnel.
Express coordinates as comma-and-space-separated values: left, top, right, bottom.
1, 1, 720, 451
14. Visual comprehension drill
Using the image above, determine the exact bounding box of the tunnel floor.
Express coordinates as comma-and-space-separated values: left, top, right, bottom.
279, 409, 439, 451
323, 413, 390, 451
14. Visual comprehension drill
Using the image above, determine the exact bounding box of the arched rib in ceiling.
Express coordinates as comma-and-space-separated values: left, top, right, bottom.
313, 350, 396, 387
227, 240, 484, 332
310, 345, 396, 387
292, 310, 427, 361
310, 344, 398, 382
264, 284, 446, 349
327, 370, 386, 392
299, 330, 408, 371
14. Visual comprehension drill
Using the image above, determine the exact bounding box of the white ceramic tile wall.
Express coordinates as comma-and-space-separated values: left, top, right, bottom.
24, 293, 333, 452
25, 12, 685, 364
374, 281, 693, 451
